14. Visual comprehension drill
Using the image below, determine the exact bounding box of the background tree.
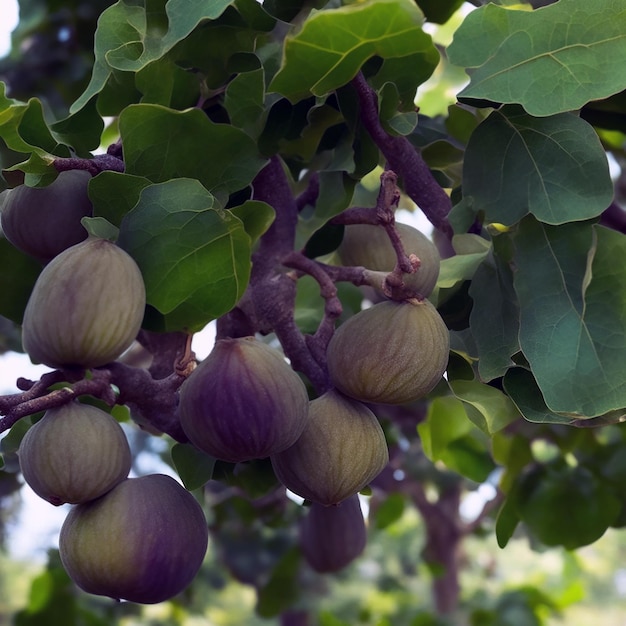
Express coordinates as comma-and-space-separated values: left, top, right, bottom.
2, 0, 626, 624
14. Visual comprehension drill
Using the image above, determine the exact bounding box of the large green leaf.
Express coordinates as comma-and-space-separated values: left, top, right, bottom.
269, 0, 438, 102
71, 0, 235, 113
447, 0, 626, 116
513, 219, 626, 419
462, 106, 612, 226
118, 104, 267, 202
118, 178, 251, 332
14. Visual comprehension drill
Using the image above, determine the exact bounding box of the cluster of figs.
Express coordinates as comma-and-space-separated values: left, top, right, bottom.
1, 171, 450, 599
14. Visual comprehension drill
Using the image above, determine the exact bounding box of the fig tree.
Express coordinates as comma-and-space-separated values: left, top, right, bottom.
59, 474, 209, 604
299, 494, 367, 573
326, 299, 449, 405
337, 222, 440, 297
271, 389, 388, 505
0, 170, 93, 262
21, 237, 146, 369
178, 337, 310, 463
18, 401, 131, 506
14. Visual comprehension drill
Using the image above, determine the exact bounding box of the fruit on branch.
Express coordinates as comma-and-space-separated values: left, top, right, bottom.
327, 299, 449, 405
18, 401, 131, 506
178, 337, 310, 463
59, 474, 209, 604
21, 237, 146, 369
271, 389, 388, 505
337, 223, 440, 297
299, 494, 367, 573
0, 170, 93, 263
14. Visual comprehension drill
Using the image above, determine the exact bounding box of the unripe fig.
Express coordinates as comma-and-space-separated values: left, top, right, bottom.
271, 389, 389, 505
59, 474, 209, 604
299, 494, 367, 573
178, 337, 310, 463
327, 299, 449, 405
18, 401, 131, 506
337, 223, 440, 297
22, 237, 146, 369
1, 170, 93, 262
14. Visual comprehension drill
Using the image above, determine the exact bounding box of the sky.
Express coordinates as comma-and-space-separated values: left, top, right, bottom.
0, 0, 19, 58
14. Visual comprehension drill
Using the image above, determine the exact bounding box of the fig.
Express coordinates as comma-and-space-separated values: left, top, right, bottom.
59, 474, 209, 604
326, 299, 449, 405
299, 494, 367, 573
337, 222, 440, 297
270, 389, 388, 505
178, 337, 310, 463
18, 401, 131, 506
21, 236, 146, 369
0, 170, 93, 262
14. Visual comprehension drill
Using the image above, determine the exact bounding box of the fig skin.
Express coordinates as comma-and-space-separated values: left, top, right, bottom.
178, 337, 310, 463
337, 223, 440, 297
0, 170, 93, 262
18, 401, 131, 506
21, 237, 146, 369
59, 474, 209, 604
271, 389, 389, 506
326, 299, 449, 405
299, 494, 367, 573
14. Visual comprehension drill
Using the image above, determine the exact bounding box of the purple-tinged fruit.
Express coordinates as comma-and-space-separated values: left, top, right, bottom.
327, 299, 449, 405
271, 389, 388, 505
59, 474, 209, 604
18, 401, 131, 506
337, 223, 440, 297
22, 237, 146, 369
1, 170, 93, 262
178, 337, 310, 463
300, 494, 367, 573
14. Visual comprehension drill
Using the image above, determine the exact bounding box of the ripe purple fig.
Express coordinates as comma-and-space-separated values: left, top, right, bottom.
299, 495, 367, 573
18, 401, 131, 506
59, 474, 209, 604
271, 389, 388, 505
1, 170, 93, 262
337, 223, 440, 297
21, 237, 146, 369
327, 299, 449, 405
178, 337, 310, 463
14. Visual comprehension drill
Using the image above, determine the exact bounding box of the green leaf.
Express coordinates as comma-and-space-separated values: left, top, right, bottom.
224, 62, 266, 137
449, 379, 521, 435
256, 547, 301, 618
88, 172, 153, 227
0, 237, 42, 324
80, 217, 119, 241
415, 0, 464, 25
418, 396, 472, 460
447, 0, 626, 116
118, 104, 267, 203
171, 443, 216, 490
374, 493, 405, 530
49, 98, 104, 155
435, 233, 491, 293
514, 219, 626, 419
71, 0, 235, 113
462, 106, 613, 226
118, 178, 251, 332
269, 0, 438, 102
229, 200, 275, 244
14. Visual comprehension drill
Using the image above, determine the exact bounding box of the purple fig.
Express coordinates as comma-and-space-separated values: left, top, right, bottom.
59, 474, 209, 604
327, 299, 449, 405
337, 223, 440, 297
1, 170, 93, 262
21, 237, 146, 369
271, 389, 388, 505
18, 401, 131, 506
178, 337, 310, 463
300, 494, 367, 573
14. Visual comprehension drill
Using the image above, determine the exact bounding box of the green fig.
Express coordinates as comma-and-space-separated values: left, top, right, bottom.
178, 337, 310, 463
326, 299, 449, 405
271, 389, 389, 505
337, 223, 440, 297
59, 474, 209, 604
21, 237, 146, 369
1, 170, 93, 262
18, 401, 131, 506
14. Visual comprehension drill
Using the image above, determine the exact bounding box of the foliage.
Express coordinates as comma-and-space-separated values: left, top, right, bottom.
2, 0, 626, 623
